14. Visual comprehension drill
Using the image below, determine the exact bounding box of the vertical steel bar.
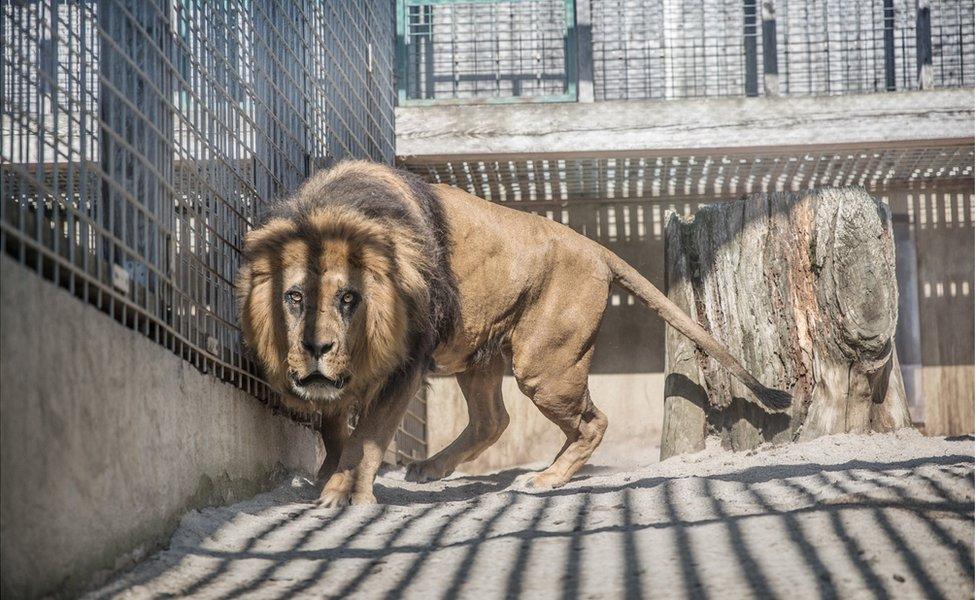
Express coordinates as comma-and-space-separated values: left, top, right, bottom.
916, 1, 933, 89
573, 0, 591, 102
744, 0, 759, 96
883, 0, 896, 91
761, 0, 779, 96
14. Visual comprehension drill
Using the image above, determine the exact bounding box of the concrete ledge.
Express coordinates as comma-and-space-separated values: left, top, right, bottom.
397, 89, 974, 159
0, 255, 322, 598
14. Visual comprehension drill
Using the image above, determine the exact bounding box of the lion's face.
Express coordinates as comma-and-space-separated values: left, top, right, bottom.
278, 237, 364, 401
238, 208, 414, 407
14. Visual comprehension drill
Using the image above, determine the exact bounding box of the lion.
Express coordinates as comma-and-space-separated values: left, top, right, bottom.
237, 161, 790, 507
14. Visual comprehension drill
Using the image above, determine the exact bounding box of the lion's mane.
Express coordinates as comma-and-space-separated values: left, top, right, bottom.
236, 161, 460, 411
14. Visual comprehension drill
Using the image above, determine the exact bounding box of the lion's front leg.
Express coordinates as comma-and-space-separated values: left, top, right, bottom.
318, 469, 377, 507
315, 410, 348, 483
317, 373, 422, 507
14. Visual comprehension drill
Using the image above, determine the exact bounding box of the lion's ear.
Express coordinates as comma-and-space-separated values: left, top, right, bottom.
243, 229, 259, 248
242, 226, 266, 253
242, 218, 294, 257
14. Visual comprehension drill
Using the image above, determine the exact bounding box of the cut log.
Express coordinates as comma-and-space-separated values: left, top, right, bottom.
661, 188, 911, 459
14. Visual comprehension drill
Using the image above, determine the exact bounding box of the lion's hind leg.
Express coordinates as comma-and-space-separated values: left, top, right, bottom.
515, 352, 608, 490
506, 265, 611, 490
405, 353, 509, 483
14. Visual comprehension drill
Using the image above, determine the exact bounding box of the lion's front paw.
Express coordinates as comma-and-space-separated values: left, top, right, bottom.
317, 487, 352, 508
317, 488, 376, 508
405, 459, 454, 483
514, 471, 567, 490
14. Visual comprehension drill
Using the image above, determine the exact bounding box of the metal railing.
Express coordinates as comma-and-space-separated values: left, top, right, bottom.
2, 0, 428, 462
396, 0, 974, 104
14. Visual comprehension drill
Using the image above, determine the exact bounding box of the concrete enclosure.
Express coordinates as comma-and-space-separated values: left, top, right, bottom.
0, 256, 322, 598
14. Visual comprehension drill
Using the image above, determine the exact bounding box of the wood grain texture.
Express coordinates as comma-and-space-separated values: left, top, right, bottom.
396, 89, 974, 158
661, 188, 911, 458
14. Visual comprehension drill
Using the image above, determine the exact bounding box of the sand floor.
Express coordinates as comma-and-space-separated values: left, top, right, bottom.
89, 430, 974, 599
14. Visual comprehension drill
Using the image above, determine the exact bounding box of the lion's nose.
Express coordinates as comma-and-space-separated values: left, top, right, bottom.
302, 340, 335, 359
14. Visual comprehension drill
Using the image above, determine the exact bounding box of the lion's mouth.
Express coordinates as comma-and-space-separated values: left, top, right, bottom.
293, 371, 348, 391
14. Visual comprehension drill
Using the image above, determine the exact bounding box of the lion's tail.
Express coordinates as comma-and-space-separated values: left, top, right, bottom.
603, 249, 791, 413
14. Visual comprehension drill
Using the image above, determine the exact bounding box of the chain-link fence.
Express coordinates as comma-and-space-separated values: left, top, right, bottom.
2, 0, 428, 462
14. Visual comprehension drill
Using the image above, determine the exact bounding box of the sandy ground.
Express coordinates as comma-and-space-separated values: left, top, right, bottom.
89, 430, 974, 599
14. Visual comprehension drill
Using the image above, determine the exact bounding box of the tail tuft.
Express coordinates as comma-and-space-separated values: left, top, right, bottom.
750, 385, 793, 412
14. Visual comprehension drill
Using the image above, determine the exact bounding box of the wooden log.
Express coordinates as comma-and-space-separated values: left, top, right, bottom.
661, 188, 911, 459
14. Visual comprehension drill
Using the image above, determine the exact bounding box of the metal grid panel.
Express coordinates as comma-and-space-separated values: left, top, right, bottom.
400, 143, 974, 204
398, 0, 575, 104
396, 0, 973, 102
777, 0, 897, 95
592, 0, 757, 100
930, 0, 975, 88
772, 0, 971, 95
591, 0, 974, 100
2, 1, 426, 463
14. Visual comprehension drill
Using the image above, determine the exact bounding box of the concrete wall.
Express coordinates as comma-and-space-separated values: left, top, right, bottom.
427, 374, 664, 474
0, 256, 322, 599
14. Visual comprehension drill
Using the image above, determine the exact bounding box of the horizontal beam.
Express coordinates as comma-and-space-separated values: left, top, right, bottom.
396, 89, 974, 161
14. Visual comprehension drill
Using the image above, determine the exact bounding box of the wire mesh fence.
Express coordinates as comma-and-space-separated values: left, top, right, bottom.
398, 0, 576, 104
397, 0, 974, 103
593, 0, 760, 100
597, 0, 975, 100
2, 0, 428, 462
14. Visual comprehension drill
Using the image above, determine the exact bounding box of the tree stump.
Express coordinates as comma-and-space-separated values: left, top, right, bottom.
661, 188, 911, 459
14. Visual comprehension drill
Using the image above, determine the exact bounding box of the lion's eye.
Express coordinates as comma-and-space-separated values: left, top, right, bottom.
341, 292, 355, 305
286, 290, 303, 304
